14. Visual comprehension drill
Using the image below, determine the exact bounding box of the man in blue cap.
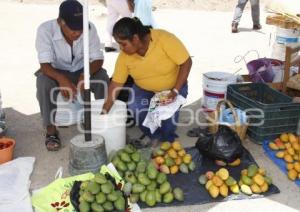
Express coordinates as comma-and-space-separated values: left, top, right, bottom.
35, 0, 109, 151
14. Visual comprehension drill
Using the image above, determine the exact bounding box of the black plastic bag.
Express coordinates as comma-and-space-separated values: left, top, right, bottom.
195, 125, 243, 163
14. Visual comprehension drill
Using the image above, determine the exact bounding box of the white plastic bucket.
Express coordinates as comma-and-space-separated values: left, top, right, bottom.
275, 27, 300, 44
202, 72, 237, 111
91, 99, 127, 156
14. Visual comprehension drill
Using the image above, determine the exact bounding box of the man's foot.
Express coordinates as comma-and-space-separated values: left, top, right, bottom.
231, 22, 238, 33
45, 133, 61, 151
104, 47, 117, 52
253, 24, 262, 30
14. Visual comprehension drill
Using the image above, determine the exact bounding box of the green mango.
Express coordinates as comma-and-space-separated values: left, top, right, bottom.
91, 202, 104, 212
179, 163, 189, 174
131, 152, 141, 163
129, 194, 139, 204
264, 176, 273, 185
139, 190, 148, 202
153, 148, 165, 157
163, 192, 174, 204
124, 144, 136, 154
147, 181, 157, 191
241, 175, 253, 186
138, 173, 151, 186
188, 161, 196, 171
173, 187, 184, 201
247, 164, 258, 178
132, 183, 146, 193
80, 181, 89, 190
82, 191, 95, 203
87, 182, 101, 195
225, 176, 237, 186
145, 190, 156, 207
156, 173, 167, 184
94, 173, 107, 184
79, 201, 90, 212
136, 161, 147, 173
155, 189, 162, 203
103, 201, 114, 211
116, 160, 127, 172
79, 190, 84, 196
159, 182, 171, 195
101, 183, 113, 194
127, 162, 136, 171
107, 191, 119, 202
112, 156, 121, 167
165, 158, 175, 167
118, 171, 124, 178
120, 152, 131, 162
95, 192, 106, 204
198, 175, 207, 185
125, 172, 137, 184
114, 196, 125, 211
79, 196, 84, 203
147, 164, 158, 180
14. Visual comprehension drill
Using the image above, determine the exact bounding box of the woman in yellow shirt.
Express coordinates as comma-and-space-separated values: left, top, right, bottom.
102, 17, 192, 147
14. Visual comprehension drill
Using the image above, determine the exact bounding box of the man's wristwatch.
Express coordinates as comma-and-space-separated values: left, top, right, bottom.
172, 88, 179, 95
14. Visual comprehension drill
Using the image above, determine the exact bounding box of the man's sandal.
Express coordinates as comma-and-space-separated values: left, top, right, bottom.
45, 133, 61, 151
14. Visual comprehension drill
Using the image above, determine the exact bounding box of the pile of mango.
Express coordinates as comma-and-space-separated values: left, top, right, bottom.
111, 144, 143, 178
198, 168, 239, 198
78, 173, 126, 212
238, 164, 272, 195
268, 133, 300, 181
123, 162, 184, 207
152, 141, 195, 174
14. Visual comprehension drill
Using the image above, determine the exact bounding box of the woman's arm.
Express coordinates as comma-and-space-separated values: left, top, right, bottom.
101, 81, 124, 114
127, 0, 135, 12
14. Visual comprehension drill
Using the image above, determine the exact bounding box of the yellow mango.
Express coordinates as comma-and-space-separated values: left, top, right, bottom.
170, 165, 179, 174
260, 182, 269, 193
292, 142, 300, 151
280, 133, 289, 142
241, 169, 248, 176
216, 168, 229, 181
171, 141, 182, 151
167, 148, 178, 159
288, 169, 297, 181
251, 183, 262, 194
276, 151, 285, 159
219, 184, 229, 197
160, 142, 171, 151
183, 154, 192, 164
241, 185, 252, 195
269, 142, 279, 150
253, 174, 265, 186
205, 180, 213, 190
286, 163, 294, 170
205, 171, 214, 180
287, 147, 295, 156
288, 133, 298, 143
258, 168, 266, 176
228, 158, 241, 167
155, 156, 165, 165
284, 154, 294, 163
293, 154, 299, 161
175, 157, 182, 165
230, 184, 240, 194
208, 185, 219, 198
177, 149, 186, 157
294, 162, 300, 172
212, 176, 223, 187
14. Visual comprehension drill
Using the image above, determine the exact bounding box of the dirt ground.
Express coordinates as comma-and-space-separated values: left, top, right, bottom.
9, 0, 268, 11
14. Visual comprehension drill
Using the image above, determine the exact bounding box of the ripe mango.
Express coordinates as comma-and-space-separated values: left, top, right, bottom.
230, 184, 240, 194
212, 176, 223, 187
241, 184, 252, 195
280, 133, 289, 142
241, 175, 253, 186
170, 165, 179, 174
155, 156, 165, 165
284, 154, 293, 163
225, 176, 237, 186
215, 160, 227, 166
228, 158, 241, 167
269, 142, 279, 150
172, 141, 183, 151
208, 185, 219, 198
175, 157, 182, 165
205, 171, 214, 180
219, 184, 229, 197
276, 151, 285, 159
292, 142, 300, 151
183, 154, 192, 164
288, 169, 297, 181
286, 163, 294, 170
168, 148, 178, 159
287, 147, 295, 156
205, 180, 213, 190
258, 168, 266, 176
160, 142, 171, 151
293, 154, 299, 161
253, 174, 265, 186
250, 183, 262, 194
288, 133, 298, 143
241, 169, 248, 176
178, 149, 186, 157
216, 168, 229, 181
260, 182, 269, 193
294, 162, 300, 172
160, 164, 170, 174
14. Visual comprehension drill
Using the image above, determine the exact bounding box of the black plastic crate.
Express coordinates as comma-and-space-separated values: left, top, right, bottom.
247, 128, 279, 145
249, 116, 300, 126
248, 124, 298, 135
227, 83, 300, 119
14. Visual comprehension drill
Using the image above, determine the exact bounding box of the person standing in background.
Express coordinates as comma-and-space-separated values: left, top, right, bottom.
128, 0, 156, 28
231, 0, 261, 33
105, 0, 132, 52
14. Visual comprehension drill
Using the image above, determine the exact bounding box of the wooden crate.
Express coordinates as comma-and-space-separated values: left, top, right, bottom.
266, 15, 300, 29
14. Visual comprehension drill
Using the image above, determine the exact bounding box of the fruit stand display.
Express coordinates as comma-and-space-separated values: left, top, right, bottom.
264, 133, 300, 185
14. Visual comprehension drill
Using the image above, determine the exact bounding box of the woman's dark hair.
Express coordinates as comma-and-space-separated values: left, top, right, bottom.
112, 17, 151, 41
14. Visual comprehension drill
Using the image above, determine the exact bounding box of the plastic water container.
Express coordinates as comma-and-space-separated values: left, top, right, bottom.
90, 100, 127, 156
202, 72, 237, 111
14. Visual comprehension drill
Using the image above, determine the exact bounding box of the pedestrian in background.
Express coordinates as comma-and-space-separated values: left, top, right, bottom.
231, 0, 261, 33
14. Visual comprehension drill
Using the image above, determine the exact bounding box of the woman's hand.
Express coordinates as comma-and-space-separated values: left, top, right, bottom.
160, 90, 178, 105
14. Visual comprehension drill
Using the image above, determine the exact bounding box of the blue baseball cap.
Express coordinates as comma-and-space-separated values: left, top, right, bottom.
59, 0, 83, 31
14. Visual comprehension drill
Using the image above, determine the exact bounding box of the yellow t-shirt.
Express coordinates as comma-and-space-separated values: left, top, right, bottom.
112, 29, 190, 92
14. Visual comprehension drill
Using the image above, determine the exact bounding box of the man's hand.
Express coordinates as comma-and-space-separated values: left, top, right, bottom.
77, 73, 84, 93
57, 75, 77, 100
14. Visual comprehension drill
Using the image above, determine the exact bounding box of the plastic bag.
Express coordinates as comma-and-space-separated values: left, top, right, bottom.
195, 125, 243, 163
